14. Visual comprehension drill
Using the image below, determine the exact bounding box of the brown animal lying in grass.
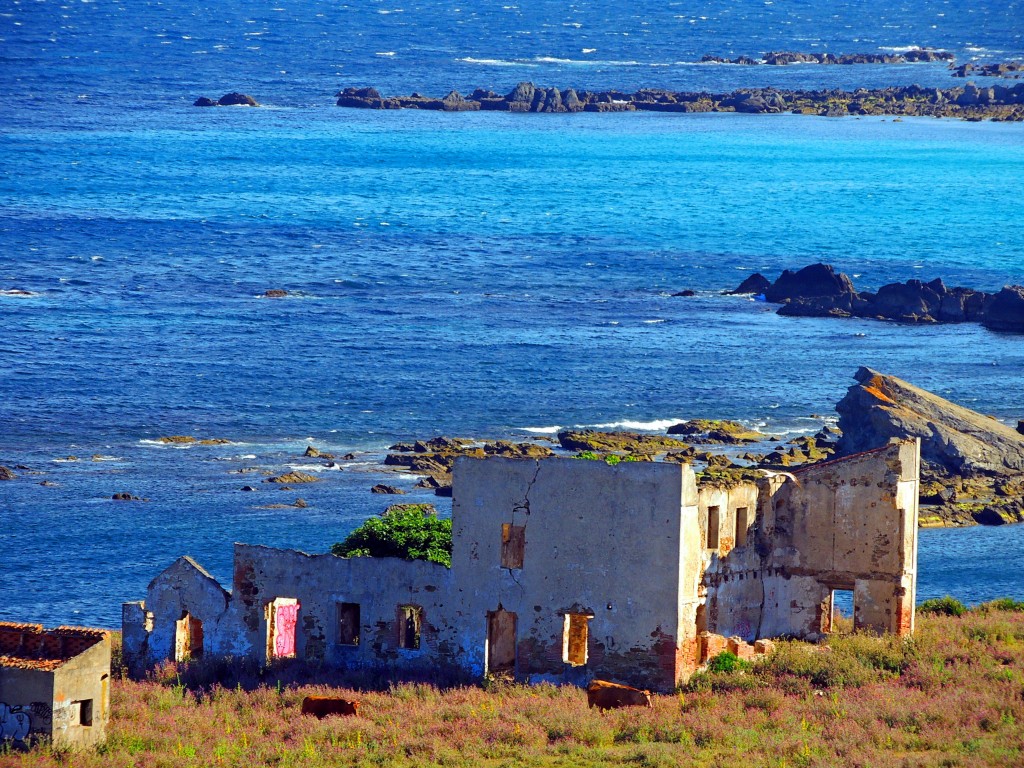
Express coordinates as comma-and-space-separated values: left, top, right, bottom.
300, 695, 360, 718
586, 679, 652, 711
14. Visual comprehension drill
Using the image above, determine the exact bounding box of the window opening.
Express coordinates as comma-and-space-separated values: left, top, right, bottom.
825, 589, 854, 634
266, 597, 300, 662
562, 613, 591, 666
501, 524, 526, 569
486, 609, 517, 676
707, 505, 721, 550
735, 507, 749, 548
174, 612, 204, 662
78, 699, 93, 727
398, 605, 423, 649
337, 602, 360, 646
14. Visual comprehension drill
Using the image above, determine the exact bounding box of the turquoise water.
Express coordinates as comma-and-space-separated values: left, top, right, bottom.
2, 1, 1024, 628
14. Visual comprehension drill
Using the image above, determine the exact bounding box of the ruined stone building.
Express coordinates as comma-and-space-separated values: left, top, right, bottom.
0, 623, 111, 749
123, 439, 919, 692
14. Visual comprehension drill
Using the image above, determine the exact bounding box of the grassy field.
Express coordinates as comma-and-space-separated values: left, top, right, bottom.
3, 601, 1024, 768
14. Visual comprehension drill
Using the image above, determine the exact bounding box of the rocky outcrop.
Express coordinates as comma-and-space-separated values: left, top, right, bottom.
952, 62, 1024, 79
334, 81, 1024, 121
982, 286, 1024, 332
265, 471, 320, 484
836, 367, 1024, 476
194, 93, 260, 107
700, 49, 954, 66
556, 430, 689, 455
371, 484, 406, 495
666, 420, 764, 444
724, 273, 771, 295
0, 466, 16, 481
764, 263, 856, 303
751, 263, 1024, 332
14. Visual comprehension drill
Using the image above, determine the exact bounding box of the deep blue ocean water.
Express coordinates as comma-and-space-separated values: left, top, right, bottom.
1, 0, 1023, 628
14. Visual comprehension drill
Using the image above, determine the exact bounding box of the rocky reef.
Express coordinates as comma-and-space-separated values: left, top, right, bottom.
701, 49, 954, 66
952, 62, 1024, 79
193, 93, 260, 107
335, 81, 1024, 121
728, 263, 1024, 332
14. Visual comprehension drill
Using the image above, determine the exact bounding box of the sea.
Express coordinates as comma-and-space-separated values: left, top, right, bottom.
1, 0, 1023, 629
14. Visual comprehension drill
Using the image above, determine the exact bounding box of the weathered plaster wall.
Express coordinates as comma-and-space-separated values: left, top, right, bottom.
450, 457, 700, 691
0, 628, 110, 749
223, 544, 456, 672
51, 640, 111, 748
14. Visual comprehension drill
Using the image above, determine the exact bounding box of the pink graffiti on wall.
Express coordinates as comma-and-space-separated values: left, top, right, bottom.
275, 602, 299, 658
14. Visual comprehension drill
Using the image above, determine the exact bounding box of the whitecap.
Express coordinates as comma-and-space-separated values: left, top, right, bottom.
519, 426, 562, 434
582, 48, 597, 53
457, 56, 535, 67
643, 319, 667, 324
376, 51, 396, 57
0, 289, 38, 297
584, 418, 683, 432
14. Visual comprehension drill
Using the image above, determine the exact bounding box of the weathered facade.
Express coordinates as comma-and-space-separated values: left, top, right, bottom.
123, 439, 919, 692
0, 623, 111, 749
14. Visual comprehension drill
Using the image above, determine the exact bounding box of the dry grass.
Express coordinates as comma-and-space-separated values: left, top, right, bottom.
3, 606, 1024, 767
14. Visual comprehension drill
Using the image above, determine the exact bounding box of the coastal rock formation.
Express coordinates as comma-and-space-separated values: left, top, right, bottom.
371, 484, 405, 495
265, 471, 320, 484
952, 62, 1024, 79
556, 430, 689, 455
0, 466, 16, 481
724, 273, 771, 295
753, 263, 1024, 332
702, 49, 953, 66
666, 419, 764, 444
836, 367, 1024, 476
334, 81, 1024, 121
194, 93, 260, 107
981, 286, 1024, 332
764, 263, 855, 303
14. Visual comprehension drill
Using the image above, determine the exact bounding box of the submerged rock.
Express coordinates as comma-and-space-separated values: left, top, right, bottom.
0, 466, 16, 481
265, 471, 320, 484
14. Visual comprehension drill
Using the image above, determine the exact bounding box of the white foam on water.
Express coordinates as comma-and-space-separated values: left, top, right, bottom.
519, 425, 562, 434
584, 418, 684, 431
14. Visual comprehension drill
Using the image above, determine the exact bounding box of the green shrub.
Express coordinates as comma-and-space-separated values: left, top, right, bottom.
980, 598, 1024, 613
918, 596, 967, 617
708, 651, 749, 674
331, 504, 452, 567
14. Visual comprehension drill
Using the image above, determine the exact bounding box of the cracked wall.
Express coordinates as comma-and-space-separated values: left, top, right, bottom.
122, 440, 918, 691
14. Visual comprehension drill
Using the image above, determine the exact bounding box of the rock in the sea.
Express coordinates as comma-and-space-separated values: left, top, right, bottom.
836, 367, 1024, 475
0, 466, 16, 481
159, 435, 197, 444
265, 471, 320, 484
371, 484, 406, 495
264, 289, 288, 298
217, 92, 260, 106
666, 419, 764, 444
304, 445, 336, 459
725, 273, 771, 295
672, 289, 697, 297
193, 97, 218, 107
556, 430, 689, 455
764, 263, 856, 303
981, 286, 1024, 332
112, 492, 143, 501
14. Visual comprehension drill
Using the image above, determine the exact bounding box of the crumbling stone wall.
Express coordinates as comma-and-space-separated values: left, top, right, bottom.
450, 457, 702, 692
122, 441, 918, 691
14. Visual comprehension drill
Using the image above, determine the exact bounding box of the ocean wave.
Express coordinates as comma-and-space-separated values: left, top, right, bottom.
519, 425, 562, 434
457, 57, 536, 67
1, 288, 39, 297
285, 463, 343, 472
585, 418, 684, 431
877, 45, 924, 53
